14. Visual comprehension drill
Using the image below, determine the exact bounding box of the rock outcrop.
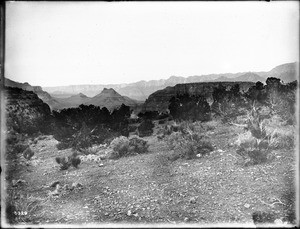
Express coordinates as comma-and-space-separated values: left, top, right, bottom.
142, 81, 255, 112
5, 87, 52, 134
4, 78, 61, 110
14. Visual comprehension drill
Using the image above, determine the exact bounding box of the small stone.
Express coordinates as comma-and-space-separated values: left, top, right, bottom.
189, 197, 197, 204
274, 219, 283, 224
244, 203, 250, 208
184, 217, 189, 222
127, 210, 132, 216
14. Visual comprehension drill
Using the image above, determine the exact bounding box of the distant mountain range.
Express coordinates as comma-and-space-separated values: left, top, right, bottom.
4, 77, 140, 111
4, 62, 298, 111
43, 62, 299, 101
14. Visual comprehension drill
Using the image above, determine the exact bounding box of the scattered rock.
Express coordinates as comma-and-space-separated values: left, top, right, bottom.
72, 182, 83, 189
274, 219, 283, 224
62, 184, 70, 190
127, 210, 132, 216
244, 203, 250, 208
189, 197, 197, 204
12, 179, 26, 187
184, 217, 189, 222
50, 181, 60, 188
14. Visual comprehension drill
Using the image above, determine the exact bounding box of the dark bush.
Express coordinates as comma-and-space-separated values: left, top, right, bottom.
158, 119, 166, 124
169, 94, 211, 122
137, 119, 154, 137
128, 136, 149, 154
55, 153, 81, 170
56, 142, 70, 150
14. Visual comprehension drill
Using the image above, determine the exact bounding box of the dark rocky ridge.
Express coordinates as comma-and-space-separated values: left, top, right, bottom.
4, 87, 51, 134
142, 81, 255, 112
4, 78, 60, 110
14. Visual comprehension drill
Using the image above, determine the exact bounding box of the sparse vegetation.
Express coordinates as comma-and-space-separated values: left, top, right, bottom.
109, 135, 149, 158
166, 122, 214, 160
52, 104, 131, 150
55, 152, 81, 170
128, 135, 149, 154
109, 136, 130, 158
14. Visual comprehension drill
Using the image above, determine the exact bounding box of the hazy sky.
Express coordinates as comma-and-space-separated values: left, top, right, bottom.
5, 1, 299, 87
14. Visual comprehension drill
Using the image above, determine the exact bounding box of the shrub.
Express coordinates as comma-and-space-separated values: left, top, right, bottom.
23, 147, 34, 160
55, 152, 81, 170
262, 115, 295, 150
71, 122, 93, 151
55, 156, 71, 170
128, 124, 138, 133
235, 106, 274, 166
110, 136, 130, 158
56, 142, 70, 150
128, 136, 149, 154
12, 143, 28, 155
166, 125, 214, 160
109, 136, 149, 158
235, 131, 270, 166
158, 119, 166, 124
137, 119, 154, 137
81, 144, 107, 155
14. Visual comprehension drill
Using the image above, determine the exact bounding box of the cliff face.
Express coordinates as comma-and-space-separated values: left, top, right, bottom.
142, 81, 255, 112
5, 87, 52, 134
4, 78, 60, 110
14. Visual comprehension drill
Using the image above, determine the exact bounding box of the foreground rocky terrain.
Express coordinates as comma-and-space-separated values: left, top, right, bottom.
4, 121, 296, 227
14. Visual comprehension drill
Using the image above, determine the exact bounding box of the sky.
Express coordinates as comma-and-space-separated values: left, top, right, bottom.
5, 1, 299, 87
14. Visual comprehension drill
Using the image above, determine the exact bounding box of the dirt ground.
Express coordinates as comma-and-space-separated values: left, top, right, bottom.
3, 123, 297, 227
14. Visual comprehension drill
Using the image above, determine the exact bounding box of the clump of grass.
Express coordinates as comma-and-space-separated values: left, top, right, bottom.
55, 152, 81, 170
166, 122, 214, 160
81, 144, 107, 155
110, 136, 130, 158
200, 120, 221, 131
128, 135, 149, 154
109, 135, 149, 158
262, 115, 295, 150
234, 106, 294, 166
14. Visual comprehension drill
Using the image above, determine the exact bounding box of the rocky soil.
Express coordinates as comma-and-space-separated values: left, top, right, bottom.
4, 124, 296, 227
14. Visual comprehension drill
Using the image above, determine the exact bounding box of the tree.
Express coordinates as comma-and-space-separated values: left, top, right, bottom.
169, 94, 211, 121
